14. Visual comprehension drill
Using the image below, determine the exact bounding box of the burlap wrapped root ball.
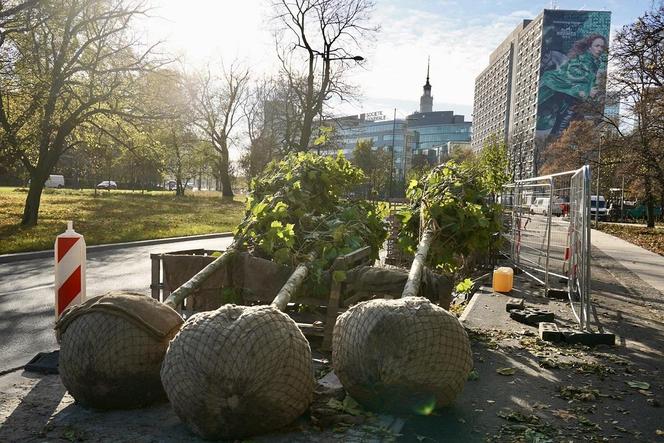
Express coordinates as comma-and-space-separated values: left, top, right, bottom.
332, 297, 473, 414
161, 304, 315, 440
56, 291, 183, 409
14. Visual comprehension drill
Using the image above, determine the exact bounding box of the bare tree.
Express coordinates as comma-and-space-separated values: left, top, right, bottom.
607, 4, 664, 227
190, 64, 249, 197
0, 0, 164, 226
273, 0, 377, 152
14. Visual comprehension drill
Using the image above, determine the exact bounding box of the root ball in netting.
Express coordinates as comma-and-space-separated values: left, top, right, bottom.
160, 304, 315, 440
332, 297, 472, 414
56, 291, 183, 409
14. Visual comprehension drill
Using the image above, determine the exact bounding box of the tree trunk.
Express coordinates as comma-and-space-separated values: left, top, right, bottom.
645, 175, 655, 228
21, 173, 47, 226
298, 112, 313, 153
271, 263, 309, 311
401, 228, 435, 299
219, 148, 234, 198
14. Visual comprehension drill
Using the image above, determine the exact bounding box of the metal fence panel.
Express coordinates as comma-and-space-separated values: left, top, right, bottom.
500, 165, 592, 331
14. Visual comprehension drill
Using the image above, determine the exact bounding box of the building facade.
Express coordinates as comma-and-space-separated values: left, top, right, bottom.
406, 111, 472, 155
327, 114, 416, 182
408, 60, 472, 159
472, 9, 611, 178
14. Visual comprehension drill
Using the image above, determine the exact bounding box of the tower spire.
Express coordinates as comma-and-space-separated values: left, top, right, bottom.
426, 56, 430, 85
420, 57, 433, 113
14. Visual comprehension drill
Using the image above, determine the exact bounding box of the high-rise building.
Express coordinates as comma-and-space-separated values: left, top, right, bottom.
472, 9, 611, 178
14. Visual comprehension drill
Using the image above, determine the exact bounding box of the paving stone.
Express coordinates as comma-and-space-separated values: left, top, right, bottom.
539, 322, 563, 342
505, 298, 524, 312
547, 289, 568, 300
509, 308, 555, 326
560, 329, 616, 346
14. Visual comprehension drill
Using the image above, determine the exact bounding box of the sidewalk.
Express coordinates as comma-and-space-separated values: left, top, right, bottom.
591, 228, 664, 295
452, 230, 664, 441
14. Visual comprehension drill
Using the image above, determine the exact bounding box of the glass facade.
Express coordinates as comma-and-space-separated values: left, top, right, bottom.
328, 118, 415, 181
406, 111, 472, 154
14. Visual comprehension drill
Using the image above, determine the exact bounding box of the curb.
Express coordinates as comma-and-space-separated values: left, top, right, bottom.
0, 232, 233, 264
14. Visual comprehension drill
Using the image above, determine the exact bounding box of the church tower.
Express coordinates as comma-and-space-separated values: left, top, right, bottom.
419, 57, 433, 113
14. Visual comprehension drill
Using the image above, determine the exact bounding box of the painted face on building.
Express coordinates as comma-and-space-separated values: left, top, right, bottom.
589, 37, 606, 58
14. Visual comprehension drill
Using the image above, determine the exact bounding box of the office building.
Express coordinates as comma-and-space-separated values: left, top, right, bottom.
472, 9, 611, 178
326, 113, 416, 182
408, 60, 472, 160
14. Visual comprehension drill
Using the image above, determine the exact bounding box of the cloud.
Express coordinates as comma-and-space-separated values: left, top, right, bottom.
340, 4, 538, 117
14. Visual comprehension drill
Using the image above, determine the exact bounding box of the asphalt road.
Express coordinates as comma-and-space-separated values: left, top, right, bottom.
0, 237, 233, 374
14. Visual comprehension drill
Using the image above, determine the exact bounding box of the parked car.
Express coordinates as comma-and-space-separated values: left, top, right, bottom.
44, 174, 65, 189
590, 195, 607, 219
97, 180, 118, 190
165, 179, 194, 191
529, 197, 562, 216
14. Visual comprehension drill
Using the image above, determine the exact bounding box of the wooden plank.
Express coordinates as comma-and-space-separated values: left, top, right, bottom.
150, 254, 161, 301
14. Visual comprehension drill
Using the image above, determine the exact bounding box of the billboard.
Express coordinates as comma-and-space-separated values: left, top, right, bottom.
536, 10, 611, 139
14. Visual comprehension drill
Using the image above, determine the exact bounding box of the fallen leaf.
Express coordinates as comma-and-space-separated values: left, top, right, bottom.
552, 409, 576, 421
656, 429, 664, 436
467, 370, 480, 381
497, 367, 516, 376
626, 381, 650, 390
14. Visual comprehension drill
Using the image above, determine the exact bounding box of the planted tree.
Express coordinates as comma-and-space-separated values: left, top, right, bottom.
273, 0, 378, 152
608, 5, 664, 226
190, 64, 249, 198
0, 0, 162, 226
397, 161, 502, 276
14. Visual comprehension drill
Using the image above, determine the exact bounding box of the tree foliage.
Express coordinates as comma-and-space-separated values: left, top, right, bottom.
0, 0, 162, 225
397, 162, 502, 275
608, 4, 664, 226
351, 139, 391, 197
235, 152, 387, 288
478, 134, 510, 195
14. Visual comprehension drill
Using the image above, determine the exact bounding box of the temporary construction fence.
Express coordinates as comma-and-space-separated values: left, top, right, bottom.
500, 165, 593, 331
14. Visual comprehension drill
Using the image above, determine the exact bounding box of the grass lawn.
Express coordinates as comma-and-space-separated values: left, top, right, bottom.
0, 187, 245, 254
598, 222, 664, 256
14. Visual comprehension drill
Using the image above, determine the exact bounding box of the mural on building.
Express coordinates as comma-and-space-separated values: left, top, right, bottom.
536, 10, 611, 139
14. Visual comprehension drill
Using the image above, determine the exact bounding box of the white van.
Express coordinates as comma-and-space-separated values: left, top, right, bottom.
529, 197, 562, 216
45, 175, 65, 188
590, 195, 607, 219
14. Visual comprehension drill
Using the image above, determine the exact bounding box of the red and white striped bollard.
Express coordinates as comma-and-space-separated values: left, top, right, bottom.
55, 221, 86, 320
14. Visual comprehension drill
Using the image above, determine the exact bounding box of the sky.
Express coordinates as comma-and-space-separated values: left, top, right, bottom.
138, 0, 657, 124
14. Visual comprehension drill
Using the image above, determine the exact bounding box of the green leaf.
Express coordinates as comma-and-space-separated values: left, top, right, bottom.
626, 381, 650, 390
496, 367, 516, 376
332, 270, 347, 283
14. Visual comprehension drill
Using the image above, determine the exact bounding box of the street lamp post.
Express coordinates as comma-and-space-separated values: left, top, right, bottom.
389, 108, 396, 199
595, 135, 602, 228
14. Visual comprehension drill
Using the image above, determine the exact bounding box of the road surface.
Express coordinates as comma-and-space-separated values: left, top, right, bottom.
0, 237, 233, 374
